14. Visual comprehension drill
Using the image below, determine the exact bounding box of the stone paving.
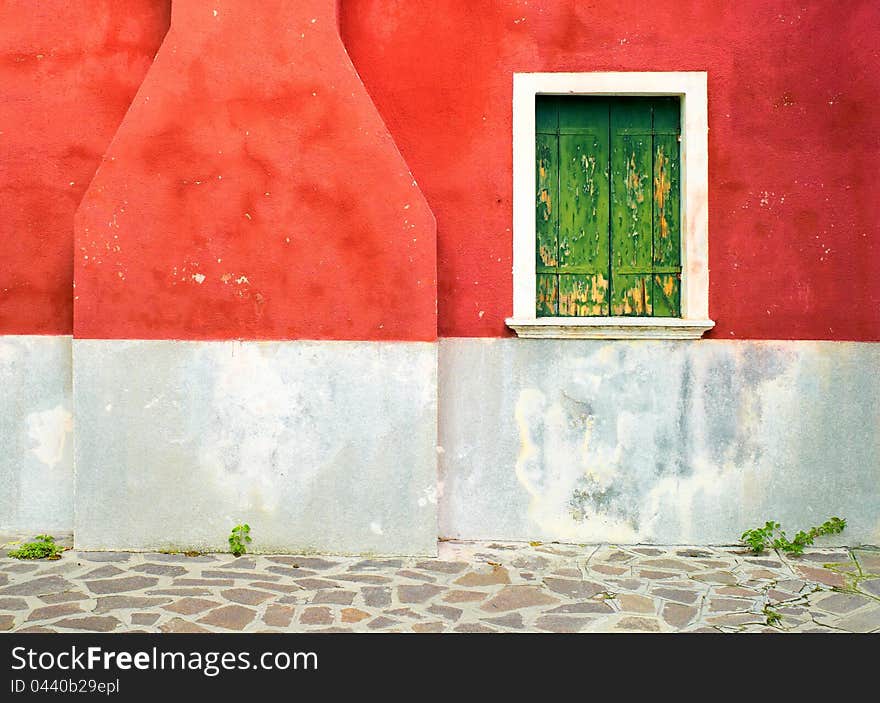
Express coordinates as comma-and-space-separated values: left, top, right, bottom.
1, 537, 879, 633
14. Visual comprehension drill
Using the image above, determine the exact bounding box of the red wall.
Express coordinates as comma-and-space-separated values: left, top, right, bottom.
341, 0, 880, 341
0, 0, 170, 335
2, 1, 878, 342
73, 0, 436, 341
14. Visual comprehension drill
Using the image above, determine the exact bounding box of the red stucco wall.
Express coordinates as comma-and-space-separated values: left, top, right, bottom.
73, 0, 436, 341
341, 0, 880, 341
0, 0, 170, 335
2, 1, 877, 341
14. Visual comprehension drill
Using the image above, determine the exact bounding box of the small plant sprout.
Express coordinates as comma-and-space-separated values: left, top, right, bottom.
8, 535, 65, 560
228, 523, 251, 557
763, 605, 782, 627
740, 517, 846, 556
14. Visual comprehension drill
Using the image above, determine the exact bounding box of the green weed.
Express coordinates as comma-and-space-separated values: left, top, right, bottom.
228, 524, 252, 557
8, 535, 64, 560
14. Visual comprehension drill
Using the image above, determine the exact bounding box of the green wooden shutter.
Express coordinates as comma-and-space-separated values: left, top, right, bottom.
609, 97, 681, 317
535, 96, 610, 317
535, 96, 680, 318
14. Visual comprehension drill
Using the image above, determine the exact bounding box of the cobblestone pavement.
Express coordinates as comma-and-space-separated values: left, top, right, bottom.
2, 538, 879, 633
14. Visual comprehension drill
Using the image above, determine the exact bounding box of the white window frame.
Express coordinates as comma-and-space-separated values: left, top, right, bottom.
506, 71, 714, 339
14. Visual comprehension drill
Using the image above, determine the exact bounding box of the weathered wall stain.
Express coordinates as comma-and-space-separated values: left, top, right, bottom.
440, 339, 880, 545
26, 405, 72, 471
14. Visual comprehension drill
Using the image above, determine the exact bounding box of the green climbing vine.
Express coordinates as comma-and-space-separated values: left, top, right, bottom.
740, 517, 846, 556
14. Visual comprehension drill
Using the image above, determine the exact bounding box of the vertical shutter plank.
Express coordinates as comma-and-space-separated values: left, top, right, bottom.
535, 96, 559, 316
651, 142, 681, 317
652, 97, 681, 317
652, 133, 681, 270
557, 98, 610, 316
558, 133, 609, 273
610, 99, 653, 316
535, 132, 558, 273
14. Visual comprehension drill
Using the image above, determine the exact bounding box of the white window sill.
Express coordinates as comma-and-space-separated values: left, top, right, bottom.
505, 317, 715, 340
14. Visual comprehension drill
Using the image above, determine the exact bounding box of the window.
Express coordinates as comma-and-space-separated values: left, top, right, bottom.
507, 72, 714, 339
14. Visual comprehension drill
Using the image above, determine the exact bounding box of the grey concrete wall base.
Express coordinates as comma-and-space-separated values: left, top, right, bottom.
0, 335, 73, 533
438, 338, 880, 546
73, 340, 438, 555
